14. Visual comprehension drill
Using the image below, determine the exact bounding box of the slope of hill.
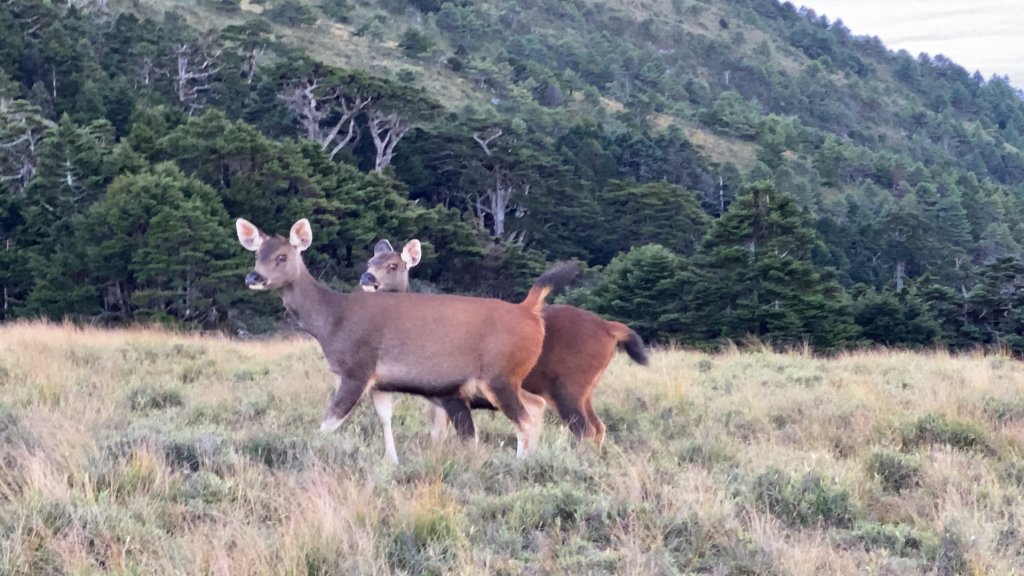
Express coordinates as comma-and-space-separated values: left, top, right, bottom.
4, 0, 1024, 350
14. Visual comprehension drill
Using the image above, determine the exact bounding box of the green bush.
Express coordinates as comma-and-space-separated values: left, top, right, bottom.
202, 0, 241, 11
865, 451, 921, 493
489, 485, 588, 532
399, 28, 436, 58
238, 432, 309, 469
126, 385, 184, 411
265, 0, 317, 26
751, 467, 855, 528
679, 440, 735, 469
319, 0, 350, 22
899, 413, 993, 455
176, 470, 233, 505
983, 397, 1024, 425
847, 522, 934, 558
387, 506, 464, 576
932, 528, 971, 575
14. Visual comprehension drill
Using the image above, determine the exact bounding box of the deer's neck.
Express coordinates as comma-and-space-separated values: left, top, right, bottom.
280, 268, 343, 341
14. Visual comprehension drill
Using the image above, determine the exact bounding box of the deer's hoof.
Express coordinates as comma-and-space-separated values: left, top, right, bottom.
320, 416, 344, 433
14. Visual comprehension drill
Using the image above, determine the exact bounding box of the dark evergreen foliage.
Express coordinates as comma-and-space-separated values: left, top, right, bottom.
2, 0, 1024, 350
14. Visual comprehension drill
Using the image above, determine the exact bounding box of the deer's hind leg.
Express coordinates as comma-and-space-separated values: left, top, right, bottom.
486, 378, 545, 457
583, 395, 606, 450
427, 401, 450, 443
549, 380, 591, 444
437, 395, 477, 446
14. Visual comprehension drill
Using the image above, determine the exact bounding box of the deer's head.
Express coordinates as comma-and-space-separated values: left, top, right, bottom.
360, 239, 421, 293
235, 218, 312, 291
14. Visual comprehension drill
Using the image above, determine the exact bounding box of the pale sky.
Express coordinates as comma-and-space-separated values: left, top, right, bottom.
798, 0, 1024, 89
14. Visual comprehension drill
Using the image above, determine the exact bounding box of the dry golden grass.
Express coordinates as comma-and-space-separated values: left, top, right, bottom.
3, 321, 1024, 574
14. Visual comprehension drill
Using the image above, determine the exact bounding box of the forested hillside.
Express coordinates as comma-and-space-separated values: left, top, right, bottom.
4, 0, 1024, 350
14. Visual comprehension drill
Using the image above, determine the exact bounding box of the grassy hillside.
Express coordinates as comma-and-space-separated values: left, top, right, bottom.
3, 323, 1024, 573
119, 0, 1024, 177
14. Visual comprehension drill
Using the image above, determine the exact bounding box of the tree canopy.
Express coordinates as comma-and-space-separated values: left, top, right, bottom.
4, 0, 1024, 351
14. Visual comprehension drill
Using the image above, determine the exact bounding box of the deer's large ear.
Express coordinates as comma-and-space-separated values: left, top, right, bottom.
401, 239, 422, 269
236, 218, 264, 252
290, 218, 313, 252
373, 239, 394, 256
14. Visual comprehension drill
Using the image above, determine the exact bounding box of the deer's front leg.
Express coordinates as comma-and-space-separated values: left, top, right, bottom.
320, 373, 372, 433
371, 389, 400, 465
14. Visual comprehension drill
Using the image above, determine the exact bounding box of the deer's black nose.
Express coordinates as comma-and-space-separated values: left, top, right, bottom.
359, 272, 377, 286
245, 271, 264, 286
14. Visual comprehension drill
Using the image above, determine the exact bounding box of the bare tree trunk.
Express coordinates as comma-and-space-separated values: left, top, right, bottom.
368, 110, 411, 173
491, 170, 507, 238
1, 125, 44, 194
279, 79, 370, 159
475, 196, 486, 230
175, 44, 222, 114
325, 96, 370, 159
140, 57, 153, 86
3, 238, 9, 314
895, 260, 906, 293
467, 128, 524, 239
472, 128, 501, 156
243, 47, 264, 84
719, 174, 725, 214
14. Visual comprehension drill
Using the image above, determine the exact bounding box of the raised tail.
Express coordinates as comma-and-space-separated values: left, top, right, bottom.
520, 262, 579, 313
609, 321, 649, 366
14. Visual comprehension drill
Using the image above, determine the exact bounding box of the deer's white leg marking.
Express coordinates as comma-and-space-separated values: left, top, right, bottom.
371, 389, 399, 465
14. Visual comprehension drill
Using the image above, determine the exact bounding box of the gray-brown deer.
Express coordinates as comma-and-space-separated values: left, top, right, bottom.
235, 218, 577, 464
361, 238, 648, 453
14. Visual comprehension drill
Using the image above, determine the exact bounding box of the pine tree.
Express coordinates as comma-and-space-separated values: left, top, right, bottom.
0, 189, 31, 319
933, 185, 974, 285
878, 192, 932, 292
20, 115, 113, 243
596, 179, 708, 262
967, 257, 1024, 351
685, 181, 857, 349
586, 244, 688, 343
68, 163, 245, 325
851, 286, 940, 347
131, 194, 244, 326
917, 278, 976, 348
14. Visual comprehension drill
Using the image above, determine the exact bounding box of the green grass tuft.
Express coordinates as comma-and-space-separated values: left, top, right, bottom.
898, 413, 993, 455
750, 466, 856, 528
865, 450, 921, 493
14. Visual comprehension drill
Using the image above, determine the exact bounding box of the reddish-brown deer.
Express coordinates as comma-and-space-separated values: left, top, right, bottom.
361, 238, 649, 451
235, 218, 577, 464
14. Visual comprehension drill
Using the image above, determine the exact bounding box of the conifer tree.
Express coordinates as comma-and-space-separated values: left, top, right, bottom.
596, 179, 708, 262
67, 163, 245, 325
686, 181, 857, 349
587, 244, 687, 343
967, 257, 1024, 350
850, 286, 940, 347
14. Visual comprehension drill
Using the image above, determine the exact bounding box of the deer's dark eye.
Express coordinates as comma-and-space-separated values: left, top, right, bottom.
276, 254, 287, 263
388, 263, 398, 271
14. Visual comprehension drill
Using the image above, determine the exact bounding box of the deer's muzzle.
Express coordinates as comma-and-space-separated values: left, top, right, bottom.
245, 271, 267, 290
359, 272, 379, 292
